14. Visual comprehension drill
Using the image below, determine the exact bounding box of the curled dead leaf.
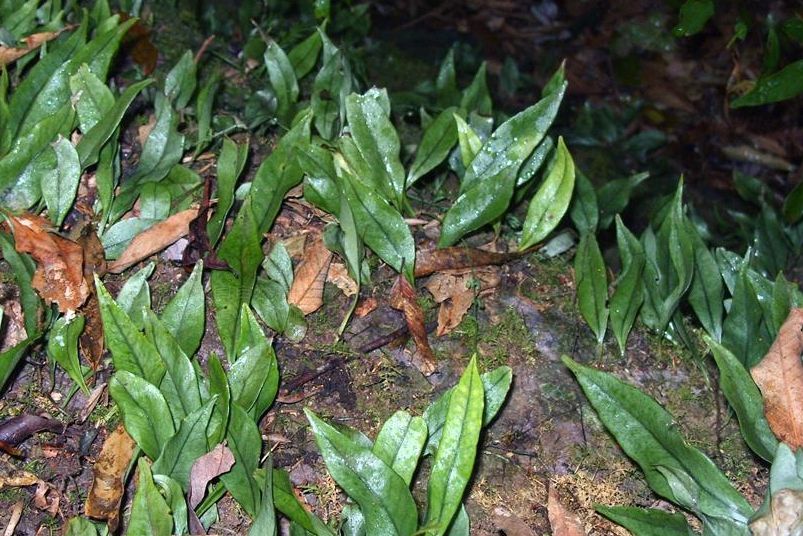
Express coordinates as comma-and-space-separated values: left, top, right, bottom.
288, 237, 332, 315
390, 275, 436, 375
84, 426, 137, 532
415, 246, 521, 278
0, 29, 65, 67
751, 308, 803, 449
5, 214, 90, 312
327, 262, 358, 297
424, 268, 500, 336
107, 209, 199, 273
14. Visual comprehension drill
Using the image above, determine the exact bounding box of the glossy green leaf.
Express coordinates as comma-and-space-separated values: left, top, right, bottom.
597, 172, 649, 230
153, 474, 189, 536
95, 276, 165, 385
265, 40, 299, 124
220, 404, 262, 517
41, 136, 81, 227
438, 163, 517, 248
164, 50, 197, 110
115, 262, 154, 328
0, 338, 33, 393
731, 60, 803, 108
47, 314, 88, 394
299, 143, 340, 215
153, 398, 216, 490
341, 504, 365, 536
272, 469, 335, 535
424, 366, 512, 456
673, 0, 714, 36
460, 83, 566, 194
64, 517, 101, 536
687, 225, 723, 342
569, 170, 598, 235
426, 356, 484, 535
345, 88, 405, 207
609, 216, 645, 355
193, 73, 221, 157
340, 168, 415, 282
264, 242, 293, 294
245, 111, 311, 234
129, 93, 185, 184
229, 340, 279, 421
372, 411, 427, 486
76, 78, 152, 168
460, 62, 492, 115
207, 138, 249, 247
306, 409, 418, 535
574, 233, 609, 344
563, 356, 753, 527
782, 181, 803, 224
722, 268, 770, 367
211, 200, 264, 360
445, 504, 470, 536
705, 336, 777, 462
143, 310, 202, 428
161, 261, 205, 357
520, 136, 576, 250
69, 64, 114, 133
109, 371, 174, 460
128, 459, 172, 536
406, 107, 458, 187
514, 136, 554, 193
454, 114, 482, 168
0, 103, 74, 210
206, 353, 230, 446
436, 48, 460, 108
312, 49, 351, 140
250, 459, 277, 536
596, 505, 693, 536
288, 30, 322, 79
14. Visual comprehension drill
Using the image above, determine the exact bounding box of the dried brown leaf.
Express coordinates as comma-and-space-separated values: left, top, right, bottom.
751, 307, 803, 449
187, 444, 235, 534
0, 471, 40, 489
84, 426, 137, 532
327, 262, 358, 297
424, 268, 500, 336
389, 275, 436, 375
415, 246, 521, 278
107, 209, 199, 273
354, 297, 378, 318
492, 506, 536, 536
2, 501, 23, 536
436, 291, 474, 336
547, 486, 585, 536
6, 214, 89, 312
0, 30, 63, 67
288, 237, 332, 314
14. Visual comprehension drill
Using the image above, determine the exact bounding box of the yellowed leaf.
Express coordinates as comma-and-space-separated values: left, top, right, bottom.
751, 307, 803, 449
5, 214, 89, 312
750, 489, 803, 535
288, 238, 332, 314
107, 209, 199, 273
84, 426, 137, 532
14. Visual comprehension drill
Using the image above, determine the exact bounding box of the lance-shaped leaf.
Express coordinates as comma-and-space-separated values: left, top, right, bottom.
152, 397, 217, 490
288, 29, 322, 79
70, 64, 114, 132
265, 40, 299, 125
207, 138, 249, 247
609, 217, 644, 355
42, 135, 80, 227
460, 62, 492, 115
372, 411, 427, 486
272, 469, 335, 535
95, 276, 165, 385
595, 505, 694, 536
300, 143, 340, 215
687, 224, 723, 342
731, 60, 803, 108
128, 459, 172, 536
340, 169, 415, 282
0, 232, 40, 337
160, 261, 205, 357
250, 459, 277, 536
722, 267, 769, 368
164, 50, 197, 110
460, 79, 566, 194
193, 73, 220, 157
312, 48, 351, 140
47, 314, 88, 394
406, 107, 458, 187
345, 88, 405, 207
115, 263, 153, 328
563, 356, 753, 527
424, 366, 512, 455
221, 404, 263, 517
705, 336, 777, 461
306, 409, 418, 535
229, 341, 279, 421
108, 371, 174, 460
426, 356, 484, 535
569, 169, 598, 235
574, 233, 608, 344
454, 114, 482, 168
436, 48, 460, 108
520, 136, 576, 250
